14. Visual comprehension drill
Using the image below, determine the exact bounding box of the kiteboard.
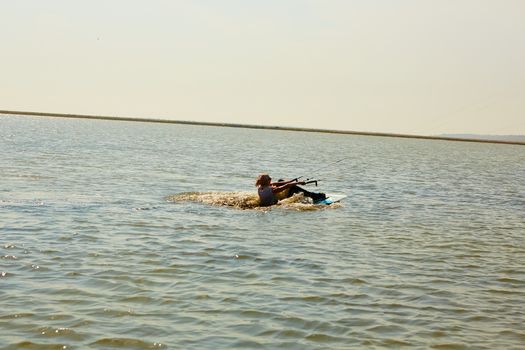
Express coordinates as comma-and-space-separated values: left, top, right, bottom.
314, 193, 347, 205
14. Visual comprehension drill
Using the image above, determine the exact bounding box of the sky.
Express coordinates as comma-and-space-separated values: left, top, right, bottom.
1, 0, 524, 135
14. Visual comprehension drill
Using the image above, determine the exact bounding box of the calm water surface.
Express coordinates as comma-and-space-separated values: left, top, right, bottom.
1, 115, 524, 349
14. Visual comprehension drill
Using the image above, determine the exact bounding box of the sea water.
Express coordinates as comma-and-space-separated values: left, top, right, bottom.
1, 115, 524, 349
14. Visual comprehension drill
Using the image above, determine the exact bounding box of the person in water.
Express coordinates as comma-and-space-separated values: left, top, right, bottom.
255, 174, 326, 206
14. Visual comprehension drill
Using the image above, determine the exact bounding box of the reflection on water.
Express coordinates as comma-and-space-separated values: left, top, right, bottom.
1, 115, 524, 349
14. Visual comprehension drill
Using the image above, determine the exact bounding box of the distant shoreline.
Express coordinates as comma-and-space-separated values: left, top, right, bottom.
1, 109, 524, 146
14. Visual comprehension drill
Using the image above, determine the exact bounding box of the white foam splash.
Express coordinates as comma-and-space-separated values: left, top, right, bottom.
166, 192, 338, 211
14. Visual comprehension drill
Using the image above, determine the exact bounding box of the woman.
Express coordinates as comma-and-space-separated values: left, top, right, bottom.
255, 174, 326, 206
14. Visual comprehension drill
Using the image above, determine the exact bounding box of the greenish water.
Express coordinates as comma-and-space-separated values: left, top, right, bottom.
1, 115, 524, 349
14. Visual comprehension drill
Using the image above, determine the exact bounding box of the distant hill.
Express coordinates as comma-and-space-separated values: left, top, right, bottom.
441, 134, 525, 143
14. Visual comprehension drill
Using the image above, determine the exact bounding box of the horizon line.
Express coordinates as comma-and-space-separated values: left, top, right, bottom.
1, 109, 524, 146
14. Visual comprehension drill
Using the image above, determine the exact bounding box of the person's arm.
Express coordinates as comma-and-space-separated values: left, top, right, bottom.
272, 180, 305, 194
271, 178, 300, 186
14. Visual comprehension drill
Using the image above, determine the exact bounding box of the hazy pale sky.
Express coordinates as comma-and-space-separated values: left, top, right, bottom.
2, 0, 524, 135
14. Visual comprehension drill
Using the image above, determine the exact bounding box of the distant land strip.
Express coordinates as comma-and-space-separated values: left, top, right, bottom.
1, 109, 524, 146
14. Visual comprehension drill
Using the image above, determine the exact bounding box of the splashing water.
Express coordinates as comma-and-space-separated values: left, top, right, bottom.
166, 191, 340, 210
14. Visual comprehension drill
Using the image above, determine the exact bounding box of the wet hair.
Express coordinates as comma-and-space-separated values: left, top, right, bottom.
255, 174, 271, 187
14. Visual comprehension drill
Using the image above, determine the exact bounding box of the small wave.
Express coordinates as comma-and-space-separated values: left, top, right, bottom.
3, 342, 68, 350
166, 191, 334, 210
38, 326, 85, 340
306, 333, 346, 342
91, 338, 166, 349
0, 312, 34, 319
4, 173, 53, 181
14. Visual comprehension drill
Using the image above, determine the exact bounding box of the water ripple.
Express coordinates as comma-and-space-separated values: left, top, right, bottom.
1, 116, 524, 349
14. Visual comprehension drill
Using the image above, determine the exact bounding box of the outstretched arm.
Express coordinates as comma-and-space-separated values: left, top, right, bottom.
271, 178, 300, 186
272, 180, 305, 194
